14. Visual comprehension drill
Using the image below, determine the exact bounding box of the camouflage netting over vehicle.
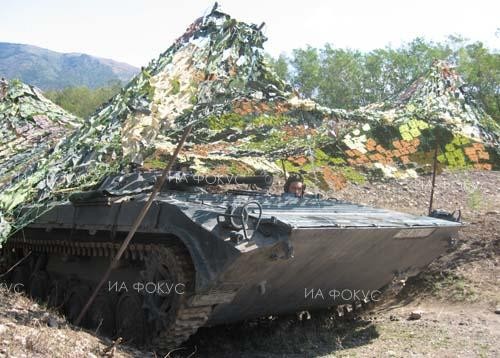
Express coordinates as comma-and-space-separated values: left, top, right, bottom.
0, 6, 498, 244
0, 7, 339, 243
0, 78, 81, 240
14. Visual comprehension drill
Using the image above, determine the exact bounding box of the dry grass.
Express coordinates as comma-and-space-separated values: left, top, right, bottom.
0, 288, 150, 357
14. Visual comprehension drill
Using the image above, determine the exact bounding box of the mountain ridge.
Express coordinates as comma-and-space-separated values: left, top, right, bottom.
0, 42, 139, 90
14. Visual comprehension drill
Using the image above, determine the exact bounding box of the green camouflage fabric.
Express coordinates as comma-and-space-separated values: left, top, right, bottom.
0, 78, 81, 239
0, 6, 498, 244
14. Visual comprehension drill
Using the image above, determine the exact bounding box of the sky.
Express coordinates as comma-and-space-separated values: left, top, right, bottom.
0, 0, 498, 67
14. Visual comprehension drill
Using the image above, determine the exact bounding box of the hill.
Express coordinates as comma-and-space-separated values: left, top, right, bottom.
0, 42, 138, 89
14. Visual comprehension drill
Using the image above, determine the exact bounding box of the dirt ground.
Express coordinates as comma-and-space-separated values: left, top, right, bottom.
0, 170, 498, 357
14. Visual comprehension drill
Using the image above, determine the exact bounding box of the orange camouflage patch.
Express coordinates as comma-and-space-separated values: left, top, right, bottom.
464, 143, 489, 164
343, 135, 423, 167
232, 99, 291, 116
190, 142, 234, 156
473, 163, 492, 171
282, 125, 317, 140
287, 156, 308, 165
322, 166, 347, 191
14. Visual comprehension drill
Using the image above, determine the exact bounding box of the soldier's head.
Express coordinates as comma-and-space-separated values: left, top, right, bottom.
284, 174, 305, 197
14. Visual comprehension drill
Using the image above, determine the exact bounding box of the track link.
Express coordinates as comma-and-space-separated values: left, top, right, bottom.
2, 235, 215, 352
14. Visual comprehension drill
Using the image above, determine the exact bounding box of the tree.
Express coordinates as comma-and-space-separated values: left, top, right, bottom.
290, 46, 321, 98
266, 53, 290, 81
318, 45, 364, 109
45, 80, 122, 118
456, 42, 500, 121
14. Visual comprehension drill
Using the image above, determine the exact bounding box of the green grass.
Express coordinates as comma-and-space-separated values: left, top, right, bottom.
428, 274, 479, 302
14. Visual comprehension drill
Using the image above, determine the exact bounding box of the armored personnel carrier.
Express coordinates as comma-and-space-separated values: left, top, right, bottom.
1, 172, 461, 350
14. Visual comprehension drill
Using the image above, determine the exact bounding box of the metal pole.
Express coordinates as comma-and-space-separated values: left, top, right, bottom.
75, 124, 193, 325
428, 130, 439, 215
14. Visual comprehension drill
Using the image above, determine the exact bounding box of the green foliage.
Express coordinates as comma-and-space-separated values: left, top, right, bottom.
318, 45, 365, 108
467, 188, 483, 210
455, 41, 500, 122
252, 114, 289, 127
425, 272, 478, 302
45, 81, 122, 118
290, 46, 321, 98
463, 179, 484, 210
340, 166, 366, 184
329, 157, 346, 165
276, 159, 298, 174
207, 113, 246, 130
313, 148, 330, 163
265, 53, 289, 80
170, 76, 181, 94
143, 158, 167, 169
244, 130, 287, 151
10, 78, 22, 86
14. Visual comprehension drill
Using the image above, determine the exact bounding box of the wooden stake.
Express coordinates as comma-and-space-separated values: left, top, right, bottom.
428, 130, 439, 215
75, 124, 193, 325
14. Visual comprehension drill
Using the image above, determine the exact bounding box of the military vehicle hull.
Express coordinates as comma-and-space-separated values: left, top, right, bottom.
208, 224, 455, 324
2, 191, 461, 350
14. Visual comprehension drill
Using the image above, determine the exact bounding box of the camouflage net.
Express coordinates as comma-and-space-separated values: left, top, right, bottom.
0, 78, 81, 241
0, 8, 339, 243
323, 60, 500, 181
0, 7, 499, 245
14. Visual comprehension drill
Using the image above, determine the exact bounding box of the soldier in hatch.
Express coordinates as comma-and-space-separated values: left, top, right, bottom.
283, 173, 305, 198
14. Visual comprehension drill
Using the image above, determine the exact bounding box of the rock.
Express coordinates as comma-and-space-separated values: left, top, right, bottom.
41, 312, 60, 328
87, 353, 98, 358
494, 307, 500, 314
14, 334, 26, 346
0, 324, 8, 335
408, 311, 423, 320
47, 317, 59, 328
389, 315, 399, 321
